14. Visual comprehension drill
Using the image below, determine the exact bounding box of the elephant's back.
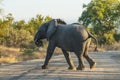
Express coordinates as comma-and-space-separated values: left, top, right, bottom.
57, 25, 89, 41
55, 25, 89, 51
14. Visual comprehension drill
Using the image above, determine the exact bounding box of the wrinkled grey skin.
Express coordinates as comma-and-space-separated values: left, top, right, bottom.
34, 19, 97, 70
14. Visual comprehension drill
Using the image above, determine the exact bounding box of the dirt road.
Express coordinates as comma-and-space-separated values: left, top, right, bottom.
0, 51, 120, 80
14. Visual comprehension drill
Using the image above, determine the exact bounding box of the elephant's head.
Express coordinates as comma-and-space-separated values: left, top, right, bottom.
34, 19, 66, 47
34, 22, 48, 47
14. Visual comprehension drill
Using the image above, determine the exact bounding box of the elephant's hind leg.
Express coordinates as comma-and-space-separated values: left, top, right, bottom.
83, 39, 96, 69
75, 51, 85, 70
62, 49, 76, 70
74, 44, 86, 70
83, 51, 96, 69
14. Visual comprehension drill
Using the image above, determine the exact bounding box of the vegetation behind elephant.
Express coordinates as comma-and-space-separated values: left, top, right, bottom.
34, 19, 97, 70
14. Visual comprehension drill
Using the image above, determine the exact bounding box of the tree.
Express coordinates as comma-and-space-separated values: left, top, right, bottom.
0, 12, 52, 47
13, 20, 25, 30
79, 0, 120, 45
0, 13, 14, 45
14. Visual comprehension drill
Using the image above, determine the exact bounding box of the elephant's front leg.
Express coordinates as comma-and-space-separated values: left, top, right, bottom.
42, 43, 55, 69
62, 49, 76, 70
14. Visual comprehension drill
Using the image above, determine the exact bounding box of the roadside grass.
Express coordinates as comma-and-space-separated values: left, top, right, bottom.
104, 42, 120, 51
0, 42, 120, 64
0, 45, 62, 64
0, 46, 20, 64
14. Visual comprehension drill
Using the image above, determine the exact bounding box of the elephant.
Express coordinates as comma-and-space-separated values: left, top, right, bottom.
34, 19, 98, 70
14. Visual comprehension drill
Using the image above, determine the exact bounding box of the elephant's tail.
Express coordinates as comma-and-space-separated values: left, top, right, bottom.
86, 30, 98, 51
89, 34, 98, 51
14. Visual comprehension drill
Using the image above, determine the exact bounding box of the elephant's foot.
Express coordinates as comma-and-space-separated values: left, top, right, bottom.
77, 65, 85, 70
68, 66, 76, 70
90, 62, 96, 69
41, 65, 48, 69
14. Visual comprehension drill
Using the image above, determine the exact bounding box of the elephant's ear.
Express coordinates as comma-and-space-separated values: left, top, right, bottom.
46, 19, 58, 40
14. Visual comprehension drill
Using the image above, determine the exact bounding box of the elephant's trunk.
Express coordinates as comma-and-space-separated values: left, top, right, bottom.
34, 39, 43, 47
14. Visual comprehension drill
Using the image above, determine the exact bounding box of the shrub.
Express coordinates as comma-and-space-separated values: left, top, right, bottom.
104, 33, 115, 44
114, 33, 120, 42
6, 28, 33, 48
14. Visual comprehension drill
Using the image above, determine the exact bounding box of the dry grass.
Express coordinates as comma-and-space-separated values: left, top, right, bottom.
0, 45, 62, 64
0, 42, 120, 64
0, 46, 46, 64
104, 42, 120, 51
0, 46, 21, 64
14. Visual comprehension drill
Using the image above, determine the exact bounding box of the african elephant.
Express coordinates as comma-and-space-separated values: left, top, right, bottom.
34, 19, 98, 70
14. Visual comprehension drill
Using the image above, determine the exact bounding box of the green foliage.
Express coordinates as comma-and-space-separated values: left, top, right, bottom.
0, 13, 14, 45
79, 0, 120, 45
114, 33, 120, 42
6, 28, 33, 47
0, 13, 52, 48
22, 48, 35, 56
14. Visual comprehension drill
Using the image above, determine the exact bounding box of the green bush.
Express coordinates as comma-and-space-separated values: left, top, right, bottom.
6, 28, 33, 48
114, 33, 120, 42
104, 33, 115, 44
22, 48, 34, 55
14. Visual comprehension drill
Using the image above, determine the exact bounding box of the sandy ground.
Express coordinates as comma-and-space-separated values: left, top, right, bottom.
0, 51, 120, 80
